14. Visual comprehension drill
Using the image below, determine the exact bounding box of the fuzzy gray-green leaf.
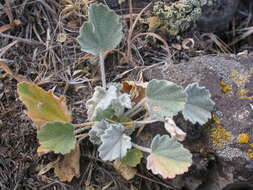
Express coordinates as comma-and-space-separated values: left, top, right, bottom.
89, 120, 110, 145
77, 4, 123, 55
86, 84, 131, 121
147, 135, 192, 179
146, 80, 187, 121
98, 123, 132, 161
182, 83, 215, 125
37, 122, 76, 154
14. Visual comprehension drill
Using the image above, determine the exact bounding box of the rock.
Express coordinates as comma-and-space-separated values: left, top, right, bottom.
141, 55, 253, 190
197, 0, 240, 32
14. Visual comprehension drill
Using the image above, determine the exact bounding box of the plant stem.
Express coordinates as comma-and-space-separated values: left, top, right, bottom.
128, 106, 143, 118
74, 121, 95, 128
74, 126, 91, 135
99, 52, 106, 88
119, 119, 158, 126
124, 97, 147, 117
132, 143, 151, 153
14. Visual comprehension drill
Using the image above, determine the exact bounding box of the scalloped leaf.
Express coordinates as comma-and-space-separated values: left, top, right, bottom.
88, 120, 110, 145
77, 4, 123, 55
182, 83, 215, 125
147, 135, 192, 179
121, 148, 143, 167
86, 84, 131, 121
98, 123, 132, 161
37, 122, 76, 154
146, 80, 187, 121
17, 82, 72, 128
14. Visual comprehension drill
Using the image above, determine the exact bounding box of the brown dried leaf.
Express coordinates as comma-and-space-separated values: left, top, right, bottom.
113, 160, 136, 181
53, 143, 80, 182
164, 117, 186, 141
122, 81, 147, 104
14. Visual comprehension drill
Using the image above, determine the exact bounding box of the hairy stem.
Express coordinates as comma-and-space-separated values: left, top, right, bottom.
118, 119, 158, 126
132, 143, 151, 153
74, 126, 91, 135
74, 121, 95, 128
99, 52, 106, 88
128, 106, 143, 118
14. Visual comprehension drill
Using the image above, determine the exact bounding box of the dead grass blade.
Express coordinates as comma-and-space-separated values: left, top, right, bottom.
230, 26, 253, 45
0, 32, 44, 45
0, 19, 21, 33
201, 33, 232, 54
0, 61, 28, 82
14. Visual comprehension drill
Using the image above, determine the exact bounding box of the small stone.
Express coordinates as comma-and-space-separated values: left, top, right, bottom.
57, 33, 67, 43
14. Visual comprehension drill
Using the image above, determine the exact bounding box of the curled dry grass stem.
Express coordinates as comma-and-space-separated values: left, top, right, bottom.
132, 32, 172, 62
127, 2, 152, 66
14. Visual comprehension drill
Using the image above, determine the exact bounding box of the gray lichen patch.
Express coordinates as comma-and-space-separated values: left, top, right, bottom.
217, 146, 245, 162
151, 0, 206, 35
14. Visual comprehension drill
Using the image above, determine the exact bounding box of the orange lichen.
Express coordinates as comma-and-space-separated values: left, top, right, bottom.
238, 133, 250, 144
209, 126, 232, 148
220, 81, 232, 93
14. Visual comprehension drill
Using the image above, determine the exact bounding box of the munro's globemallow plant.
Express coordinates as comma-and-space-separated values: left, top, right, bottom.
17, 3, 215, 180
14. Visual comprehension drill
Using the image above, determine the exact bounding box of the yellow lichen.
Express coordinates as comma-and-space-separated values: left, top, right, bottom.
212, 114, 221, 125
246, 149, 253, 159
236, 89, 253, 100
147, 16, 162, 31
249, 143, 253, 148
209, 126, 232, 148
238, 133, 250, 144
246, 153, 253, 159
230, 69, 251, 88
220, 81, 232, 93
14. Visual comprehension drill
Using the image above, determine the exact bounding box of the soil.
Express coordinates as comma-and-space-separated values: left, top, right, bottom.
0, 0, 252, 190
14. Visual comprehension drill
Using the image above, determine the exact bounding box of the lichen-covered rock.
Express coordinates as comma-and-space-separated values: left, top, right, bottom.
150, 0, 205, 35
141, 55, 253, 190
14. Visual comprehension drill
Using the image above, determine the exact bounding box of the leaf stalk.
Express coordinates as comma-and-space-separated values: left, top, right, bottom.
99, 52, 106, 88
132, 143, 151, 153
